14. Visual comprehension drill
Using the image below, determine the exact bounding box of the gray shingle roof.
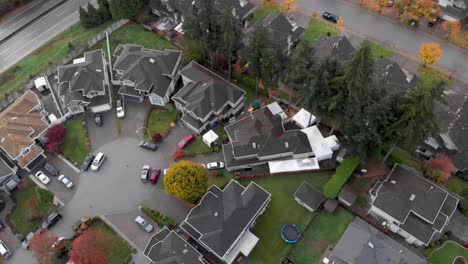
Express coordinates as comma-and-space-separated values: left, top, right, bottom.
372, 164, 459, 245
173, 62, 245, 120
181, 180, 270, 259
160, 0, 255, 19
447, 98, 468, 170
313, 35, 356, 62
0, 157, 14, 179
294, 182, 326, 211
113, 45, 181, 97
373, 58, 417, 94
260, 12, 305, 52
329, 218, 426, 264
144, 228, 203, 264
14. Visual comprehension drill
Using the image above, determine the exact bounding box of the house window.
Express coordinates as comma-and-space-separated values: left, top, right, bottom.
69, 105, 83, 113
149, 96, 164, 106
21, 148, 30, 156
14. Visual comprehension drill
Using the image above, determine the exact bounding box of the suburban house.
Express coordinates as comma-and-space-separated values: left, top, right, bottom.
144, 227, 205, 264
149, 0, 256, 29
112, 44, 182, 106
368, 164, 459, 246
325, 218, 426, 264
180, 180, 271, 264
294, 181, 326, 213
172, 62, 246, 134
0, 157, 21, 194
57, 49, 112, 115
222, 102, 339, 171
437, 0, 468, 21
373, 58, 418, 95
259, 12, 305, 53
0, 91, 50, 171
312, 35, 356, 62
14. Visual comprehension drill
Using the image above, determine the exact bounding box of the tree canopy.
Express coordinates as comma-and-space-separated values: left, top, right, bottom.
69, 229, 112, 264
419, 43, 443, 66
163, 160, 208, 203
109, 0, 143, 19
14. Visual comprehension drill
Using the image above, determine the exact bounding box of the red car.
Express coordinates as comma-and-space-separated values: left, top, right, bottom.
149, 168, 161, 184
178, 134, 195, 149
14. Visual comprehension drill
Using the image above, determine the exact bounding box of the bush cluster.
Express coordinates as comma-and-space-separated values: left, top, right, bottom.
323, 157, 360, 199
141, 206, 177, 228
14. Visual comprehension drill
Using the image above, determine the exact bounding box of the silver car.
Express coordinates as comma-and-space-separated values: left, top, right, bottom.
135, 216, 153, 233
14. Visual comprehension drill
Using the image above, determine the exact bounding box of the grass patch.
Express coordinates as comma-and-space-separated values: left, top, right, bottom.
92, 23, 176, 62
418, 65, 453, 87
183, 136, 213, 156
255, 6, 277, 22
428, 241, 468, 264
11, 178, 56, 237
444, 177, 468, 194
304, 17, 338, 43
233, 74, 258, 104
289, 207, 354, 264
240, 172, 333, 264
206, 172, 235, 189
62, 119, 90, 166
88, 218, 134, 264
378, 147, 423, 171
0, 22, 111, 100
324, 157, 360, 199
347, 176, 373, 208
146, 104, 177, 138
365, 40, 395, 60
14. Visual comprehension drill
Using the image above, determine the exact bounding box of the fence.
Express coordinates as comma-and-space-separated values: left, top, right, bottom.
0, 19, 129, 112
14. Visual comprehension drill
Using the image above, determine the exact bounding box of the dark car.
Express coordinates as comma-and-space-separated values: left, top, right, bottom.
81, 154, 94, 171
178, 134, 195, 149
43, 163, 59, 176
94, 113, 103, 126
42, 211, 63, 229
322, 12, 339, 23
149, 168, 161, 184
139, 140, 157, 151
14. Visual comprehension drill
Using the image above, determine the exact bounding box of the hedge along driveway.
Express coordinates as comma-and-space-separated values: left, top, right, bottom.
323, 157, 360, 198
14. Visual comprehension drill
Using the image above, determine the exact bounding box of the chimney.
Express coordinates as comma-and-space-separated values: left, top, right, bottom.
368, 242, 374, 248
252, 142, 256, 149
409, 194, 416, 201
149, 58, 155, 64
390, 180, 396, 184
285, 142, 289, 148
183, 249, 189, 254
214, 212, 218, 216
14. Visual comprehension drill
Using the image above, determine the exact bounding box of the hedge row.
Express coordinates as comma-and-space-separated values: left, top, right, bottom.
141, 205, 177, 228
324, 157, 360, 199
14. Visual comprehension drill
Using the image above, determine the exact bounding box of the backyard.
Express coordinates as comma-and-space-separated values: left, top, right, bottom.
10, 178, 57, 237
183, 125, 227, 156
288, 207, 355, 264
0, 22, 112, 100
146, 104, 177, 138
62, 119, 90, 166
88, 218, 135, 264
428, 241, 468, 264
240, 172, 333, 264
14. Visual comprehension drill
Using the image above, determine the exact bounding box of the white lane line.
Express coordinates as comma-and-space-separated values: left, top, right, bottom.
56, 8, 70, 17
12, 17, 26, 26
0, 48, 10, 56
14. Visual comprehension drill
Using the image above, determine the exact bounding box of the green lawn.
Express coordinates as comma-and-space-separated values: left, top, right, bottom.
240, 172, 333, 264
146, 104, 177, 138
288, 207, 354, 264
255, 6, 277, 22
62, 119, 90, 166
428, 241, 468, 264
92, 23, 177, 62
183, 136, 213, 156
444, 177, 468, 195
11, 178, 56, 237
365, 40, 395, 60
0, 22, 111, 100
304, 17, 338, 43
88, 219, 134, 264
233, 74, 258, 104
206, 172, 234, 189
418, 65, 453, 87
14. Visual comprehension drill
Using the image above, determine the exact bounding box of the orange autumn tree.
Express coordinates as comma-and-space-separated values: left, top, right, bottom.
410, 0, 441, 21
336, 18, 345, 32
282, 0, 296, 12
442, 21, 461, 39
419, 43, 442, 66
378, 0, 386, 13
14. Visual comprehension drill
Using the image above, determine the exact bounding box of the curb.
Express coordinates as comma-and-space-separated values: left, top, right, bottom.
56, 154, 80, 173
100, 214, 140, 251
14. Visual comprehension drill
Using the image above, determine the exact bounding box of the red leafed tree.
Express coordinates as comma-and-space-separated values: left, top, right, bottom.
429, 154, 455, 174
69, 229, 112, 264
45, 124, 66, 153
233, 60, 242, 76
173, 149, 184, 159
30, 230, 61, 264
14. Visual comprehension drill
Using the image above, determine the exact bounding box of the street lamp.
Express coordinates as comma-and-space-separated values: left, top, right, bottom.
136, 127, 151, 139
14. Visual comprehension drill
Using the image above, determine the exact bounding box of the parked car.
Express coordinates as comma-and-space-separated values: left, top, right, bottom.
141, 165, 150, 182
94, 113, 103, 126
81, 154, 94, 171
0, 240, 11, 258
178, 134, 195, 149
116, 100, 125, 118
150, 168, 161, 184
322, 12, 339, 23
206, 162, 225, 170
43, 163, 59, 176
139, 140, 157, 151
35, 171, 51, 185
21, 232, 35, 249
135, 216, 154, 233
51, 237, 65, 249
90, 152, 106, 171
58, 175, 73, 188
42, 211, 63, 229
387, 0, 394, 7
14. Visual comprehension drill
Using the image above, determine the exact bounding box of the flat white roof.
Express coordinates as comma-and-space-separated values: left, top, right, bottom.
223, 230, 259, 264
34, 77, 47, 88
292, 108, 316, 128
301, 126, 340, 161
203, 129, 219, 145
266, 102, 287, 120
269, 157, 320, 174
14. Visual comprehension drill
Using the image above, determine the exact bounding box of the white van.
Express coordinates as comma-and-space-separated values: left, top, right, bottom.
0, 240, 11, 258
90, 152, 106, 171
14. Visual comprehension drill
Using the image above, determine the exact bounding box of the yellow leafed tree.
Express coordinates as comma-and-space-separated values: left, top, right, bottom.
336, 18, 345, 32
283, 0, 296, 12
163, 160, 208, 203
419, 43, 442, 66
442, 21, 461, 39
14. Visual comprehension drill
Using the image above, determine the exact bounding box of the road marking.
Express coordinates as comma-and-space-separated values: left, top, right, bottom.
56, 8, 70, 17
0, 48, 10, 56
12, 17, 26, 26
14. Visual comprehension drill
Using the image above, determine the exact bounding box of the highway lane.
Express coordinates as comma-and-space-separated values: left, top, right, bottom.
0, 0, 66, 42
0, 0, 96, 73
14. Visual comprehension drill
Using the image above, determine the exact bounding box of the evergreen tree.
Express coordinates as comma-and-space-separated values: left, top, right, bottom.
219, 10, 242, 79
259, 48, 281, 89
243, 26, 270, 95
87, 4, 100, 26
79, 7, 91, 28
109, 0, 143, 19
98, 0, 112, 22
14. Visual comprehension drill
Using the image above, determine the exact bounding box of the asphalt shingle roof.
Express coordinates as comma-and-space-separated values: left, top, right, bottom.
313, 35, 356, 62
372, 58, 417, 94
260, 12, 305, 52
294, 182, 326, 211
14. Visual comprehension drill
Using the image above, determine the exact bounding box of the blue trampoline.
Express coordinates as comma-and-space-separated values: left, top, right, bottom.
281, 224, 301, 244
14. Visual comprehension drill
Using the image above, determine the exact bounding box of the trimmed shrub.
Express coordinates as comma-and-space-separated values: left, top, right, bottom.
141, 205, 177, 228
422, 248, 433, 257
323, 157, 360, 199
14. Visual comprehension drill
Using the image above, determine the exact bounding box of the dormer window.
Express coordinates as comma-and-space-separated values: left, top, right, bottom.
21, 148, 30, 156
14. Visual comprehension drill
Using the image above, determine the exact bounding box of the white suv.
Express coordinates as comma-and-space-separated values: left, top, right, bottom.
90, 152, 106, 171
34, 171, 51, 185
116, 100, 125, 118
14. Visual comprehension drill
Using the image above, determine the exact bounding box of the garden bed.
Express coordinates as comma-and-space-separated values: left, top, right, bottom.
427, 241, 468, 264
141, 205, 177, 227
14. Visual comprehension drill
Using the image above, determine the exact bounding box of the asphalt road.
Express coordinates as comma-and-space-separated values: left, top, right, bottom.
295, 0, 468, 82
0, 0, 65, 42
0, 0, 96, 73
